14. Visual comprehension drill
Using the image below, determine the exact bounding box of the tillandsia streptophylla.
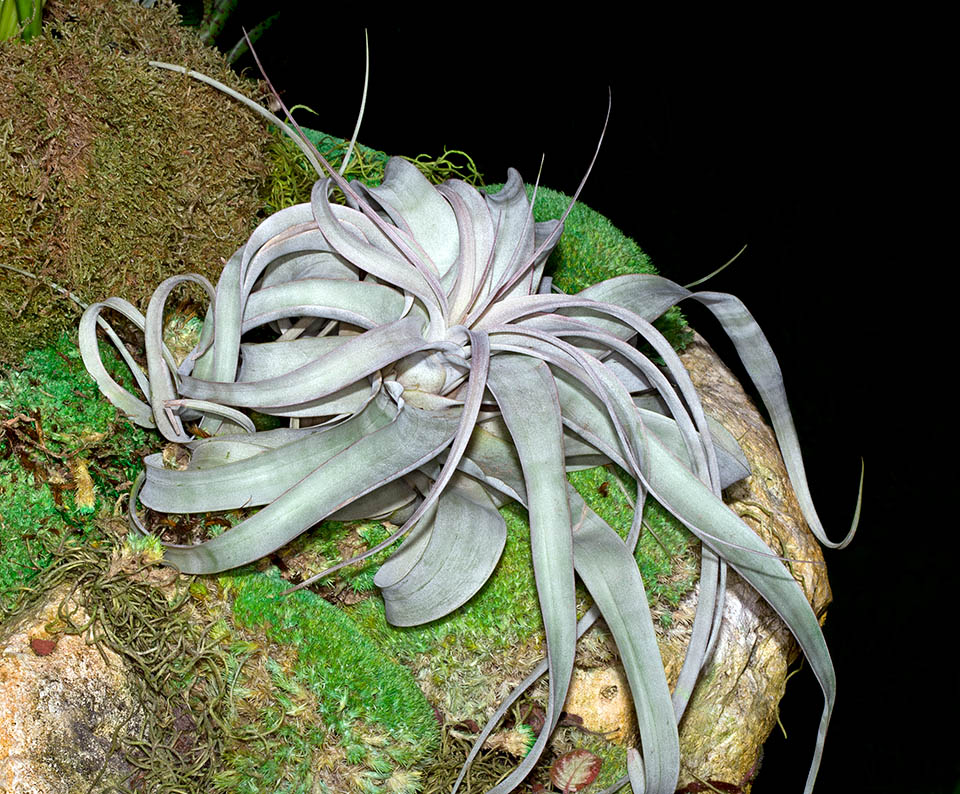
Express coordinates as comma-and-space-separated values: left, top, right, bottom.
76, 57, 861, 794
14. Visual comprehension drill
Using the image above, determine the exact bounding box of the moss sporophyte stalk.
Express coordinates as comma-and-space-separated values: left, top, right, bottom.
60, 56, 862, 794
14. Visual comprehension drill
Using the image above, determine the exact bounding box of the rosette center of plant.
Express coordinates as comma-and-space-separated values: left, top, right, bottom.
392, 349, 467, 408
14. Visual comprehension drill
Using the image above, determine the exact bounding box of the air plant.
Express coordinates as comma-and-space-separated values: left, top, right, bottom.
77, 59, 860, 794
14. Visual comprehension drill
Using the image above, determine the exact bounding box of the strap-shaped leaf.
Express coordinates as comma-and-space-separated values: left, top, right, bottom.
376, 475, 506, 626
482, 334, 735, 787
258, 249, 358, 288
327, 479, 418, 521
283, 329, 493, 595
684, 284, 860, 548
574, 272, 681, 318
311, 178, 446, 328
671, 546, 725, 721
627, 748, 646, 794
567, 485, 679, 793
239, 201, 317, 281
187, 437, 276, 469
436, 180, 495, 322
161, 398, 255, 436
241, 278, 405, 331
477, 276, 679, 342
191, 247, 243, 438
486, 328, 668, 490
372, 497, 439, 587
238, 337, 347, 382
602, 350, 655, 393
524, 275, 862, 548
188, 424, 322, 455
543, 340, 734, 735
240, 223, 332, 299
640, 411, 748, 490
355, 157, 460, 277
547, 362, 746, 490
487, 315, 719, 489
178, 316, 428, 409
482, 169, 538, 301
160, 403, 461, 574
78, 298, 155, 428
462, 423, 526, 504
192, 249, 242, 381
642, 429, 836, 794
484, 354, 577, 794
140, 393, 397, 512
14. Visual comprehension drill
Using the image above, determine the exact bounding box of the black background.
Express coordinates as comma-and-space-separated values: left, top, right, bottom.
195, 12, 942, 794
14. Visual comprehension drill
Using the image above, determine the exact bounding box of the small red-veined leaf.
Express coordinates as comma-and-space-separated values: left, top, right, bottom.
549, 749, 602, 793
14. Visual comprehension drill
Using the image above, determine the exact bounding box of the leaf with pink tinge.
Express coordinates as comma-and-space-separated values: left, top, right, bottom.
550, 749, 602, 793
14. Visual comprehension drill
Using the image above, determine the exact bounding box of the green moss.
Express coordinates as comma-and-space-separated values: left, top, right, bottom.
339, 502, 541, 665
219, 566, 440, 787
2, 333, 133, 432
263, 126, 484, 213
263, 128, 390, 214
1, 524, 440, 793
0, 0, 272, 364
226, 566, 439, 747
0, 469, 64, 594
0, 332, 151, 598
